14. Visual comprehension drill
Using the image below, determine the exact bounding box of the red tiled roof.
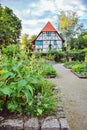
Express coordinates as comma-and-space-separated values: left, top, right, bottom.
41, 21, 57, 32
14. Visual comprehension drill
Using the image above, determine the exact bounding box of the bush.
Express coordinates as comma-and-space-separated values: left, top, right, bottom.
42, 63, 57, 76
54, 51, 65, 62
65, 60, 81, 69
67, 48, 87, 61
0, 44, 57, 116
72, 64, 84, 73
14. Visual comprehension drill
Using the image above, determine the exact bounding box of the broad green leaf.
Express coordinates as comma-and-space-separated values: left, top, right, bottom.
1, 86, 11, 96
30, 75, 39, 84
25, 85, 33, 96
2, 71, 10, 80
2, 71, 15, 80
22, 89, 32, 103
18, 79, 27, 92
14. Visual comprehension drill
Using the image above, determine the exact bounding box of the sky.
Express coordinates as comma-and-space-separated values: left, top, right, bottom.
0, 0, 87, 36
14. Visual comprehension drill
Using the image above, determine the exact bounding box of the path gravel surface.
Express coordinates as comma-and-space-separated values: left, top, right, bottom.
51, 63, 87, 130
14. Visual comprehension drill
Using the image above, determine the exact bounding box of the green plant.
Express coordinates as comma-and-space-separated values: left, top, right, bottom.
65, 60, 81, 69
54, 51, 65, 62
72, 64, 84, 73
0, 44, 57, 116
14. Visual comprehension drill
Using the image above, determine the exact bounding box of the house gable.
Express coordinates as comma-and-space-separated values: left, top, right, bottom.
33, 21, 64, 52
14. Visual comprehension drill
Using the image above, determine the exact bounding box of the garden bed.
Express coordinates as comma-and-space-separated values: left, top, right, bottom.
0, 87, 70, 130
71, 70, 87, 79
64, 60, 81, 69
0, 45, 70, 130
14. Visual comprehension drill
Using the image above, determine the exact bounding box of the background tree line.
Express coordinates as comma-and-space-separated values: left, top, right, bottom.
58, 10, 87, 50
0, 4, 22, 48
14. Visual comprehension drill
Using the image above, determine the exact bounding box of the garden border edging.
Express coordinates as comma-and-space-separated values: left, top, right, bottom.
0, 86, 70, 130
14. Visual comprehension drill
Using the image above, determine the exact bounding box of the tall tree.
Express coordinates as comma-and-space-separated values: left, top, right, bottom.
0, 4, 22, 48
58, 11, 78, 47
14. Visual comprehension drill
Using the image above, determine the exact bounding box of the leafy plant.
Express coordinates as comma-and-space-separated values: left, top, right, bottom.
65, 60, 81, 69
72, 64, 84, 73
72, 63, 87, 76
43, 64, 57, 76
0, 44, 57, 116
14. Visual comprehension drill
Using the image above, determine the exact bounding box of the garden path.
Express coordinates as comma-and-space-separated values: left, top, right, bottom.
51, 63, 87, 130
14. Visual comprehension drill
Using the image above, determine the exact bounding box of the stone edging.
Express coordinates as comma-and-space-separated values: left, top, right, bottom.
0, 116, 70, 130
63, 64, 71, 69
45, 74, 56, 78
0, 86, 70, 130
71, 70, 87, 79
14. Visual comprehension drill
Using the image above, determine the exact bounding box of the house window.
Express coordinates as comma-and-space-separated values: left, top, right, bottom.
36, 40, 43, 45
46, 32, 51, 37
54, 40, 57, 45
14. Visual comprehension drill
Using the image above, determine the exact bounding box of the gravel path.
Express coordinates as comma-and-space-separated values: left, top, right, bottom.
51, 63, 87, 130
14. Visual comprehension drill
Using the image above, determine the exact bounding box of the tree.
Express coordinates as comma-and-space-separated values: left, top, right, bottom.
58, 11, 78, 47
77, 31, 87, 49
21, 34, 37, 52
0, 4, 22, 48
21, 34, 29, 45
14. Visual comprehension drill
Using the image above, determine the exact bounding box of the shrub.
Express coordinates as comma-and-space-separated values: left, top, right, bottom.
54, 51, 65, 62
42, 63, 57, 76
65, 60, 81, 69
68, 48, 87, 61
0, 44, 57, 116
72, 64, 84, 73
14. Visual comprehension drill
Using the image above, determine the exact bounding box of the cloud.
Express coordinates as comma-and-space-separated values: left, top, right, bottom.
2, 0, 86, 35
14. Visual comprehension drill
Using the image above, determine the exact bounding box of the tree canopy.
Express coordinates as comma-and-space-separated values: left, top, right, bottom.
0, 4, 22, 48
21, 34, 37, 52
58, 10, 87, 50
58, 11, 78, 43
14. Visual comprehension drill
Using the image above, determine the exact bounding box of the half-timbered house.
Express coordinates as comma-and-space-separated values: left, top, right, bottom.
33, 21, 64, 52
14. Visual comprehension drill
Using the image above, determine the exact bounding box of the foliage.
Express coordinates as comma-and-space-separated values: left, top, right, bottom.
21, 33, 30, 49
72, 63, 87, 76
77, 31, 87, 49
67, 31, 87, 50
58, 11, 78, 42
0, 44, 57, 116
31, 55, 57, 76
0, 4, 22, 48
58, 11, 78, 31
72, 64, 84, 72
21, 34, 37, 53
65, 60, 81, 69
42, 62, 57, 76
85, 53, 87, 68
67, 48, 87, 61
54, 50, 65, 62
58, 10, 86, 51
